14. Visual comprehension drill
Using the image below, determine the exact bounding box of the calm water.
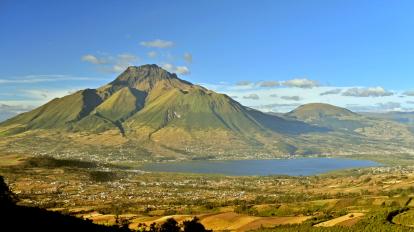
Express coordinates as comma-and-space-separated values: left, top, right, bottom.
143, 158, 381, 176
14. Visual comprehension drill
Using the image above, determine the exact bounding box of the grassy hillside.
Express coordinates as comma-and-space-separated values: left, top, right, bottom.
1, 65, 414, 160
285, 103, 366, 131
1, 89, 102, 130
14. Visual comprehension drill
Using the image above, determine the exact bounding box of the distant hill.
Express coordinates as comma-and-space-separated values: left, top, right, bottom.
285, 103, 367, 131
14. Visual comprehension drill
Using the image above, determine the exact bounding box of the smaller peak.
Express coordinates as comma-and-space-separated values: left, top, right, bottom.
289, 103, 356, 116
297, 103, 336, 109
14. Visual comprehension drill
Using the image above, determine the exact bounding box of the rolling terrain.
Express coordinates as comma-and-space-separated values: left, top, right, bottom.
1, 64, 414, 162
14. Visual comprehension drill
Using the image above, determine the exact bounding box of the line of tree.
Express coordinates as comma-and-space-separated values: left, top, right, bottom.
136, 217, 212, 232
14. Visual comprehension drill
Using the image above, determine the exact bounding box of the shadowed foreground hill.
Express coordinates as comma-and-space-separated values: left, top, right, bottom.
0, 176, 211, 232
0, 176, 128, 232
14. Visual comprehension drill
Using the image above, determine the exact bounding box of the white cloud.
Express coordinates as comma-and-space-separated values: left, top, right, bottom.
254, 103, 301, 112
236, 81, 252, 86
0, 86, 92, 115
161, 63, 190, 75
160, 63, 172, 70
0, 104, 34, 122
243, 94, 260, 100
259, 81, 280, 87
347, 102, 402, 112
175, 66, 190, 75
377, 102, 401, 110
19, 88, 77, 100
81, 54, 107, 64
147, 51, 158, 58
282, 78, 319, 88
117, 53, 137, 63
184, 52, 193, 63
280, 96, 301, 101
403, 90, 414, 96
320, 89, 342, 96
82, 53, 139, 73
106, 53, 138, 73
0, 74, 104, 84
342, 87, 393, 97
202, 82, 407, 113
140, 39, 174, 48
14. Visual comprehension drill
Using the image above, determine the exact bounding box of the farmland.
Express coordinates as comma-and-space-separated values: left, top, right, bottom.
2, 153, 414, 231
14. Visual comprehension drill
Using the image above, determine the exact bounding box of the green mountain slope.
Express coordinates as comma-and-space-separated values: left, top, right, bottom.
2, 65, 413, 160
1, 89, 102, 131
285, 103, 367, 131
0, 64, 322, 158
95, 87, 146, 122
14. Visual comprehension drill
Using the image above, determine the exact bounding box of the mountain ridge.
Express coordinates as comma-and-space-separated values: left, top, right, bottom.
1, 65, 414, 160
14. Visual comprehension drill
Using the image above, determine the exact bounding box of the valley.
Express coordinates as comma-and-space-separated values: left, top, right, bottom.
2, 154, 414, 231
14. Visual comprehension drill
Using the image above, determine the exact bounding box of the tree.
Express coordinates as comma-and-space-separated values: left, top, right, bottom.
159, 218, 180, 232
183, 217, 212, 232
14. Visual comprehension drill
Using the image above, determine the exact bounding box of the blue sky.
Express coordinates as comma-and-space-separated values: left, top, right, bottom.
1, 0, 414, 120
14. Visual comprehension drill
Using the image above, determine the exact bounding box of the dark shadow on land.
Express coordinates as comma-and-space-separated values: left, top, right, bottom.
0, 176, 211, 232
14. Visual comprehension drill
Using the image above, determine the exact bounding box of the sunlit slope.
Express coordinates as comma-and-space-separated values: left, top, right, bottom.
0, 89, 102, 132
127, 87, 264, 133
286, 103, 367, 131
1, 65, 414, 159
94, 87, 145, 122
0, 64, 311, 140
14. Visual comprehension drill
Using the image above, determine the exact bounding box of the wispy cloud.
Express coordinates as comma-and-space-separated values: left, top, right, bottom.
18, 88, 78, 100
243, 94, 260, 100
342, 87, 393, 97
0, 104, 35, 122
259, 81, 280, 87
320, 89, 342, 96
403, 90, 414, 96
282, 78, 319, 88
0, 74, 104, 84
161, 63, 190, 75
203, 81, 406, 113
280, 96, 301, 101
147, 51, 158, 58
184, 52, 193, 63
236, 81, 252, 86
82, 53, 139, 73
254, 103, 301, 112
140, 39, 174, 48
81, 54, 107, 64
346, 102, 402, 112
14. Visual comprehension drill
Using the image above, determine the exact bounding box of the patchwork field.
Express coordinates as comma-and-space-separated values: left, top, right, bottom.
2, 153, 414, 231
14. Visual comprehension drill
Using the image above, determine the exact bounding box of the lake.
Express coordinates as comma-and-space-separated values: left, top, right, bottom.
143, 158, 381, 176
